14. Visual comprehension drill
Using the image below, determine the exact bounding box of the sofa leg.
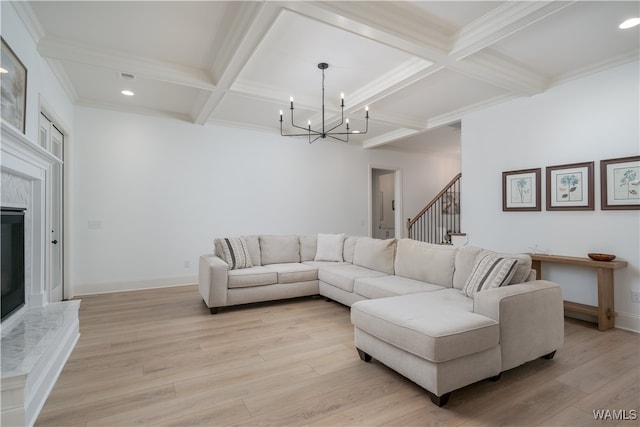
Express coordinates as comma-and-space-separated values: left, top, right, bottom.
357, 348, 372, 362
542, 350, 556, 360
323, 296, 332, 302
209, 307, 219, 315
489, 373, 502, 382
426, 391, 450, 407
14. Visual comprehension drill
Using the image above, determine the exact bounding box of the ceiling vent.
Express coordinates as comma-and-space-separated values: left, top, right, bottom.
119, 72, 136, 81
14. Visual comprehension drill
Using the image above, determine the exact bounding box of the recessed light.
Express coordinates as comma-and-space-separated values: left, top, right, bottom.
619, 17, 640, 29
0, 67, 8, 74
121, 90, 134, 96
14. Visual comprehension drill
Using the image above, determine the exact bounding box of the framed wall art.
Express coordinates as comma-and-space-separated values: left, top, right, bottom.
502, 168, 541, 211
546, 161, 594, 211
1, 37, 27, 134
601, 155, 640, 210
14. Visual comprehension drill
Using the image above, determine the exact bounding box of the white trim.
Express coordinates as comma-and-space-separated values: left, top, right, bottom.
615, 311, 640, 334
74, 276, 198, 296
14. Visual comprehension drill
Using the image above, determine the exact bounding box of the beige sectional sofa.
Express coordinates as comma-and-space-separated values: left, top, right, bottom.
198, 234, 564, 406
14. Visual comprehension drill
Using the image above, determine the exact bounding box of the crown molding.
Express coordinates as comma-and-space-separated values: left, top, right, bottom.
551, 49, 640, 88
362, 128, 419, 149
37, 36, 215, 91
9, 1, 45, 43
426, 93, 521, 130
44, 58, 79, 103
76, 99, 192, 123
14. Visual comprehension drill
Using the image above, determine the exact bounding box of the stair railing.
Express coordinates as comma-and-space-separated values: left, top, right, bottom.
407, 173, 461, 244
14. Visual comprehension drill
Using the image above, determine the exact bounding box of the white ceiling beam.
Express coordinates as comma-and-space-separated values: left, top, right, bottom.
282, 1, 548, 101
37, 36, 215, 91
450, 1, 575, 60
191, 2, 282, 125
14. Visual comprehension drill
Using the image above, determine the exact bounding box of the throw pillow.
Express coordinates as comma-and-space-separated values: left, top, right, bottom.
314, 233, 345, 262
462, 253, 518, 298
214, 237, 253, 270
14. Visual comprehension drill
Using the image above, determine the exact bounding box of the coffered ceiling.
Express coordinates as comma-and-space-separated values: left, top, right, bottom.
14, 1, 640, 152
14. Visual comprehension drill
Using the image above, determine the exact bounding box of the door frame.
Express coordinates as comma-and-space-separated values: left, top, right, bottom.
368, 164, 403, 238
40, 96, 72, 301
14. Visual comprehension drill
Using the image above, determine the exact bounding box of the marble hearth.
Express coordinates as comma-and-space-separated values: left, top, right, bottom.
1, 302, 80, 426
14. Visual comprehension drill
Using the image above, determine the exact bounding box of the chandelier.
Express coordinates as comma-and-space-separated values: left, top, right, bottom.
279, 62, 369, 144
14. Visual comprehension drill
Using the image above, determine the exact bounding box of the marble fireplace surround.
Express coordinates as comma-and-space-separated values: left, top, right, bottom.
1, 124, 80, 426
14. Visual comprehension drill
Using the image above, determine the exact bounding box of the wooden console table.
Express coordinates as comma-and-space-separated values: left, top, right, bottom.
529, 254, 627, 331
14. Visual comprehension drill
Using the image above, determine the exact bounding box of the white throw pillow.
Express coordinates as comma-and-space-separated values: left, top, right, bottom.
314, 233, 345, 262
462, 253, 518, 298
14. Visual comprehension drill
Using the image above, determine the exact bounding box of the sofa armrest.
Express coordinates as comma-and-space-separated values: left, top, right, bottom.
473, 280, 564, 371
198, 254, 229, 309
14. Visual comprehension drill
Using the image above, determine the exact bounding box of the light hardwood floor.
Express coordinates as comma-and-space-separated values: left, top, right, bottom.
36, 285, 639, 427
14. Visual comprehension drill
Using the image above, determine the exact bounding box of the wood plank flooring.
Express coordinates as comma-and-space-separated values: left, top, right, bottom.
35, 285, 639, 426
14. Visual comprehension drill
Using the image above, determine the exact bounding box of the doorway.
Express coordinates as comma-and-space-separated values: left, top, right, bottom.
369, 166, 403, 239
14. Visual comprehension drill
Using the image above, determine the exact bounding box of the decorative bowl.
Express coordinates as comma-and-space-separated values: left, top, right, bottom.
588, 253, 616, 262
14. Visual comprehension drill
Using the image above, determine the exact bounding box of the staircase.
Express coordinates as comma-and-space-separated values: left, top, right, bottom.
407, 173, 462, 244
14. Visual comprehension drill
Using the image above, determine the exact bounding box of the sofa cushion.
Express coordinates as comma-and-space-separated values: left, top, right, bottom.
453, 246, 484, 289
299, 235, 317, 262
318, 264, 388, 293
314, 233, 345, 262
353, 237, 396, 274
394, 239, 456, 287
259, 235, 300, 265
354, 275, 445, 299
454, 246, 532, 289
242, 235, 262, 266
343, 236, 360, 263
214, 237, 253, 270
265, 263, 318, 284
351, 292, 499, 363
228, 266, 277, 288
462, 253, 518, 298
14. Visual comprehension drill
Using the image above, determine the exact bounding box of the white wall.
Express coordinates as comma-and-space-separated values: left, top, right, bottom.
71, 106, 459, 294
461, 61, 640, 332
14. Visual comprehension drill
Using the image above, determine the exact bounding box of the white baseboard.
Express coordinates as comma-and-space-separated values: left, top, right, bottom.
615, 311, 640, 333
565, 311, 639, 334
73, 276, 198, 296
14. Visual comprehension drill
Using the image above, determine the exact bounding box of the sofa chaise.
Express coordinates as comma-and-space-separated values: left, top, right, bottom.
198, 234, 564, 406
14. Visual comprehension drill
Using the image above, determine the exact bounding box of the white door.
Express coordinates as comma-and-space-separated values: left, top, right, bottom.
50, 125, 64, 302
41, 112, 65, 302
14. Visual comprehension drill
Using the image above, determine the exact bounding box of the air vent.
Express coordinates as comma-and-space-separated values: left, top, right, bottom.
119, 72, 136, 81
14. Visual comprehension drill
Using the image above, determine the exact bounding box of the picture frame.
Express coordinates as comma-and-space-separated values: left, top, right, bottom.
502, 168, 541, 211
1, 37, 27, 134
546, 161, 594, 211
600, 155, 640, 210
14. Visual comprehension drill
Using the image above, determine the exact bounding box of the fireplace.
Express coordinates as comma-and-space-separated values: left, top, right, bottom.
1, 207, 26, 321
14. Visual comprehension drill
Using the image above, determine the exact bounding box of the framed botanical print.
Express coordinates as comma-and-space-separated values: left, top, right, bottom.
601, 156, 640, 210
502, 168, 541, 211
0, 37, 27, 133
546, 161, 594, 211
